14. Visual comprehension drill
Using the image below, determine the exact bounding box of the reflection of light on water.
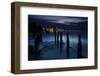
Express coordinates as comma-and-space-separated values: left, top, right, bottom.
63, 35, 78, 43
29, 33, 87, 45
29, 32, 88, 60
82, 39, 87, 44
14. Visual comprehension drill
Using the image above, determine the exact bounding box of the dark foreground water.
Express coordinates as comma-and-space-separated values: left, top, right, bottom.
28, 32, 88, 61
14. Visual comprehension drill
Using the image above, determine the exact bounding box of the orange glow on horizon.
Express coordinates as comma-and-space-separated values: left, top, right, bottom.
42, 27, 64, 32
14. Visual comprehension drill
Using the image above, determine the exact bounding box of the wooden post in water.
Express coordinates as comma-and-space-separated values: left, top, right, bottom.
77, 34, 83, 58
57, 32, 59, 47
53, 27, 57, 45
60, 32, 63, 50
66, 33, 70, 59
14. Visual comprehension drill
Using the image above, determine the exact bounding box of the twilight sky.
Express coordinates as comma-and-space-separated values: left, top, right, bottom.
28, 15, 88, 32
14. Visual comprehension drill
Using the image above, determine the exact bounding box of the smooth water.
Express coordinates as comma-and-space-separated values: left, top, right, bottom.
28, 32, 88, 60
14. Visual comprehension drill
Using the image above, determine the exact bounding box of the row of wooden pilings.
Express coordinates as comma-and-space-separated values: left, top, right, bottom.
53, 27, 83, 58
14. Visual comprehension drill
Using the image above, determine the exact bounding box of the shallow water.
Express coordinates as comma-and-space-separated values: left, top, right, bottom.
28, 32, 88, 61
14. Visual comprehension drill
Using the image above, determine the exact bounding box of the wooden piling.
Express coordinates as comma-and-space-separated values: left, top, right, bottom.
77, 34, 83, 58
66, 33, 70, 59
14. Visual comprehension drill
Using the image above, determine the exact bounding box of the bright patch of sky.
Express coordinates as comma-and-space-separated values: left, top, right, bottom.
29, 15, 88, 25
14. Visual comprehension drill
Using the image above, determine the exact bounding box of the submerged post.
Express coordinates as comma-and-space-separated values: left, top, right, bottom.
57, 32, 59, 47
66, 33, 70, 59
53, 27, 57, 45
77, 34, 83, 58
60, 32, 63, 50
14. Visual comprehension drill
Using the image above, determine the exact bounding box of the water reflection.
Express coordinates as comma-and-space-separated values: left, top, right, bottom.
28, 32, 88, 61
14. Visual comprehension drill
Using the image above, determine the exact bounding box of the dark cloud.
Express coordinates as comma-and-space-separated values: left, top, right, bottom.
28, 15, 88, 32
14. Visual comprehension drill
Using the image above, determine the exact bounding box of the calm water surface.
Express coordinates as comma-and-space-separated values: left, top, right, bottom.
28, 32, 88, 60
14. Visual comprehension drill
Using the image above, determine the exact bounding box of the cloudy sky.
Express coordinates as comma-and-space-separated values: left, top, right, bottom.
28, 15, 88, 31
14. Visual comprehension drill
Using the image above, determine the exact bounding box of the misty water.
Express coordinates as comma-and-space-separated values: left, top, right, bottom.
28, 32, 88, 60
